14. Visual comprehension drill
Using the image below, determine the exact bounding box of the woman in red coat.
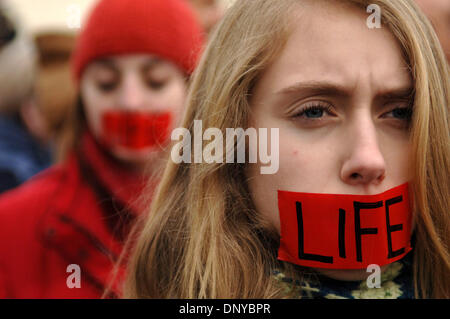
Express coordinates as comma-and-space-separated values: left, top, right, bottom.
0, 0, 204, 298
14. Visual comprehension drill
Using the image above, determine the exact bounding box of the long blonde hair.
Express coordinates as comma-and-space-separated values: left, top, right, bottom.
123, 0, 450, 298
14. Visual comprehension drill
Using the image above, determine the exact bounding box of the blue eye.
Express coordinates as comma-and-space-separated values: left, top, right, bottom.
303, 107, 324, 118
381, 106, 413, 124
390, 107, 412, 119
295, 105, 332, 119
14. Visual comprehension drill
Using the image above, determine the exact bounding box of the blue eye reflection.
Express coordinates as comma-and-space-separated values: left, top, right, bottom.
296, 105, 331, 119
304, 107, 324, 118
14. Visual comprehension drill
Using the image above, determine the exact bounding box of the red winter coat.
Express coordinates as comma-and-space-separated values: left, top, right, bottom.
0, 132, 150, 298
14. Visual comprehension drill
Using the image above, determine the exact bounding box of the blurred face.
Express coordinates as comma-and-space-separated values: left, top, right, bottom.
247, 1, 413, 280
80, 54, 187, 167
189, 0, 224, 34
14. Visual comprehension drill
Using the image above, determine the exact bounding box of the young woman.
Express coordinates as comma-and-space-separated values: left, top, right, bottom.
0, 0, 203, 298
124, 0, 449, 298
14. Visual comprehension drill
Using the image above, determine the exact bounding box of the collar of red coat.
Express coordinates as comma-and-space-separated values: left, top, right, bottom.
78, 131, 148, 214
38, 131, 151, 297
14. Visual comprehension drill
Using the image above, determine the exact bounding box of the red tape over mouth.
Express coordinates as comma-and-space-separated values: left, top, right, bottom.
101, 111, 172, 151
277, 183, 412, 269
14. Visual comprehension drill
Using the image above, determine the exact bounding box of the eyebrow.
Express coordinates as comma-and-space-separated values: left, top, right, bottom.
276, 80, 414, 100
375, 87, 415, 101
92, 59, 119, 74
141, 57, 164, 73
277, 81, 350, 98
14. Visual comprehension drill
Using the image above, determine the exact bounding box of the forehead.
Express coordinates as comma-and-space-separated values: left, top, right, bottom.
86, 54, 171, 72
256, 1, 412, 96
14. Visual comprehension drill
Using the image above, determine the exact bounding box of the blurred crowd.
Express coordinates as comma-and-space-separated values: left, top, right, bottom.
0, 0, 225, 193
0, 0, 222, 298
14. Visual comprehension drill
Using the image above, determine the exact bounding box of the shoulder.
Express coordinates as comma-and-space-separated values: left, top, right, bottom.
0, 116, 51, 180
0, 169, 19, 193
0, 155, 81, 230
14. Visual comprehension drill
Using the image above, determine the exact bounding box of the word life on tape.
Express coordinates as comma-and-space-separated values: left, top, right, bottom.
277, 183, 412, 269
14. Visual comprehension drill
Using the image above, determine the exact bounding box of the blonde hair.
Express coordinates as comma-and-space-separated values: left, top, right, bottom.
123, 0, 450, 298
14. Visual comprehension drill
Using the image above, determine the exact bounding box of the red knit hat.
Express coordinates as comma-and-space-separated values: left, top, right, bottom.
71, 0, 205, 82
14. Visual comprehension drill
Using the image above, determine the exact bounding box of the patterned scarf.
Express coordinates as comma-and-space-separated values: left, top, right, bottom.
273, 251, 415, 299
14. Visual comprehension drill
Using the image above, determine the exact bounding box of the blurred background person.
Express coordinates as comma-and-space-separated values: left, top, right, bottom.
0, 1, 52, 193
9, 0, 225, 161
0, 0, 204, 298
414, 0, 450, 62
34, 32, 77, 162
189, 0, 225, 34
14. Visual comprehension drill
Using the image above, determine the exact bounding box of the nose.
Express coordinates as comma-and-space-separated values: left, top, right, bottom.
340, 118, 386, 186
117, 74, 146, 110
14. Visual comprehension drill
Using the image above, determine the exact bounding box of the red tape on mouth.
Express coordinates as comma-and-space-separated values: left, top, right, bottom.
277, 183, 412, 269
101, 111, 172, 151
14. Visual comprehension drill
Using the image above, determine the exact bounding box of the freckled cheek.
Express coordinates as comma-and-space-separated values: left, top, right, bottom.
248, 135, 332, 231
379, 132, 412, 181
277, 139, 330, 190
249, 144, 327, 233
386, 142, 413, 182
245, 166, 280, 231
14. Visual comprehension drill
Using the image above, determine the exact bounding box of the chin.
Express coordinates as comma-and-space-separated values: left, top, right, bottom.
315, 265, 389, 281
